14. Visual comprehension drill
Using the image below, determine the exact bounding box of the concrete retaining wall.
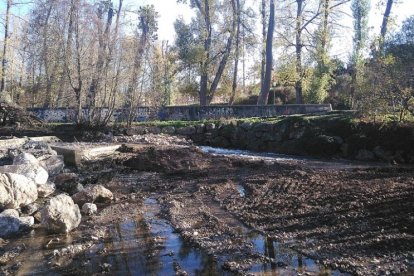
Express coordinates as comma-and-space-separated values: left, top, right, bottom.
28, 107, 151, 123
28, 104, 332, 123
158, 105, 332, 121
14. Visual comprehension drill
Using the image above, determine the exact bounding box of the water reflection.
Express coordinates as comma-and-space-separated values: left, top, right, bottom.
5, 198, 348, 275
78, 198, 227, 275
249, 233, 347, 275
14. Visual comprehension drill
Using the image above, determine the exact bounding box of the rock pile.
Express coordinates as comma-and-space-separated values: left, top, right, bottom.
0, 141, 107, 237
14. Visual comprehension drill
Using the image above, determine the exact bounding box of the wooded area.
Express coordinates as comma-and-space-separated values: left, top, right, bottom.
0, 0, 412, 125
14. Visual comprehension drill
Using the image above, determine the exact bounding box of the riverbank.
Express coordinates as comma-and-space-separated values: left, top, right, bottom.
124, 112, 414, 164
2, 111, 413, 164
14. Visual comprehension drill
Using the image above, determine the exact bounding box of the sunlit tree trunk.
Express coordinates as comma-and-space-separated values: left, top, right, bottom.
294, 0, 304, 104
257, 0, 274, 105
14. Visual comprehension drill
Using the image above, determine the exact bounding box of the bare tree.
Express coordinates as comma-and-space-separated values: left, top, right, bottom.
257, 0, 275, 105
229, 0, 241, 105
86, 1, 114, 123
0, 0, 12, 100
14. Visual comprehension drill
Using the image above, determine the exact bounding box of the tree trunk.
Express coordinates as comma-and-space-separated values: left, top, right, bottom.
380, 0, 394, 40
257, 0, 275, 105
229, 0, 241, 105
321, 0, 330, 62
260, 0, 267, 90
208, 0, 237, 104
1, 0, 12, 99
43, 2, 54, 108
198, 0, 212, 106
294, 0, 304, 104
126, 9, 150, 127
87, 4, 114, 123
64, 0, 83, 124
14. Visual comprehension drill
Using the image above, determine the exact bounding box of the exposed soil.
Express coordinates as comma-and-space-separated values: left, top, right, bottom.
1, 139, 413, 275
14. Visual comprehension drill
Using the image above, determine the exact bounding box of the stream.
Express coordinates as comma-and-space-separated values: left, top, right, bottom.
4, 196, 348, 275
199, 145, 390, 170
0, 145, 362, 275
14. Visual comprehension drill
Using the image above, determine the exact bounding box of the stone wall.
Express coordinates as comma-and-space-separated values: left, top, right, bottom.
158, 104, 332, 121
125, 116, 414, 164
28, 107, 151, 123
29, 104, 332, 123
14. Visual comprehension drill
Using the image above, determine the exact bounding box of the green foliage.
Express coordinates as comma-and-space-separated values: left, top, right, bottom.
307, 0, 337, 104
356, 16, 414, 121
351, 0, 370, 64
174, 18, 204, 65
138, 5, 159, 40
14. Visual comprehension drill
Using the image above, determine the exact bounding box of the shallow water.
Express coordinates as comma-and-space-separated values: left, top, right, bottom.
5, 198, 226, 276
5, 197, 349, 275
248, 232, 346, 275
200, 146, 390, 170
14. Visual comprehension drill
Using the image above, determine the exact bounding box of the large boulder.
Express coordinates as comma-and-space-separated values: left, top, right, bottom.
0, 173, 38, 209
13, 153, 39, 165
1, 209, 19, 218
37, 182, 56, 198
0, 153, 49, 185
0, 164, 48, 185
54, 173, 82, 195
0, 215, 23, 238
0, 210, 34, 238
9, 141, 58, 159
38, 155, 65, 176
72, 185, 113, 206
81, 203, 97, 215
41, 194, 81, 234
177, 126, 196, 136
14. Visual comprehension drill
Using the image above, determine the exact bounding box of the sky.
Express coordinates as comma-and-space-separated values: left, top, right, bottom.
3, 0, 414, 61
124, 0, 414, 42
123, 0, 195, 43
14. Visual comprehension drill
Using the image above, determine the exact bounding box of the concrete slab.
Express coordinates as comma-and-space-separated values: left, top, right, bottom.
83, 145, 121, 160
50, 146, 82, 167
51, 144, 121, 167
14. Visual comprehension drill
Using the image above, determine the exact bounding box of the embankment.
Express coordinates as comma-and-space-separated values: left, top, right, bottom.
125, 112, 414, 164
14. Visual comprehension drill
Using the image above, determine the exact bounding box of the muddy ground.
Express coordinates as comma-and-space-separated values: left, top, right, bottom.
1, 138, 413, 275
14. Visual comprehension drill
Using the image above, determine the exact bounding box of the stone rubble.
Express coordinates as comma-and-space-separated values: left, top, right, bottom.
41, 194, 81, 234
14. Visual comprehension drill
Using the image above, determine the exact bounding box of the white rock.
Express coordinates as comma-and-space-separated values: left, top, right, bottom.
41, 194, 81, 233
37, 182, 56, 198
0, 173, 38, 209
19, 216, 35, 227
72, 185, 113, 206
81, 203, 97, 215
0, 209, 19, 218
0, 164, 48, 185
13, 153, 39, 165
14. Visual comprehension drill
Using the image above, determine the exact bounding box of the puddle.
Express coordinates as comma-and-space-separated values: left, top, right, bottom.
68, 198, 227, 275
3, 198, 347, 275
248, 233, 348, 275
2, 199, 226, 276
